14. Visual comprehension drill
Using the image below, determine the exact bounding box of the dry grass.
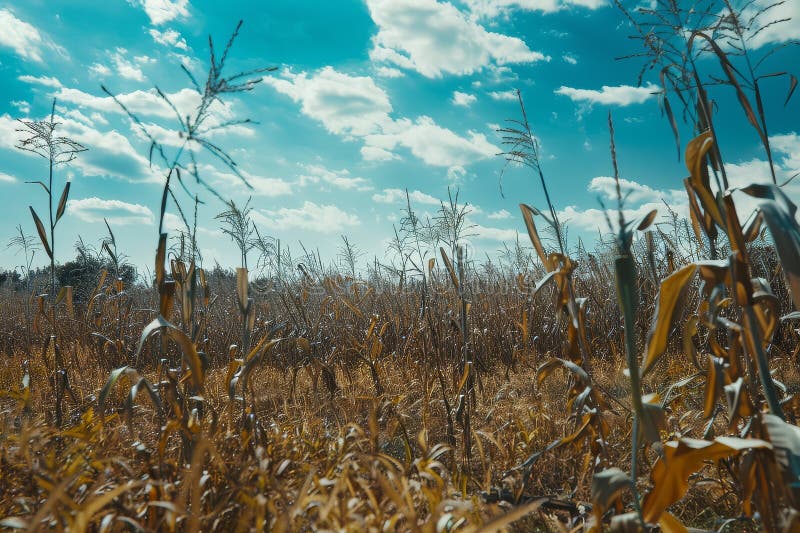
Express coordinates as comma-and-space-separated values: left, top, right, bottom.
2, 3, 800, 531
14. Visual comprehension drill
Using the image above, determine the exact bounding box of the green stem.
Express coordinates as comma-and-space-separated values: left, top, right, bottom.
744, 305, 784, 420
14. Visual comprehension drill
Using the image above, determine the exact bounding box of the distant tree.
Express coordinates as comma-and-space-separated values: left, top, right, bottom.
0, 270, 22, 289
55, 237, 137, 301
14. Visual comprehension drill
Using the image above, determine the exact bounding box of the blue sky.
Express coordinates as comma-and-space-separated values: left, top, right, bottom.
0, 0, 798, 274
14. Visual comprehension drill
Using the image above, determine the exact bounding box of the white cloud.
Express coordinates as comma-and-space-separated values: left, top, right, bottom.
67, 197, 154, 225
0, 9, 63, 63
56, 116, 162, 183
53, 86, 233, 126
722, 134, 800, 216
472, 223, 518, 241
0, 115, 19, 151
298, 164, 372, 191
112, 48, 145, 81
90, 112, 109, 126
588, 176, 683, 205
89, 49, 151, 81
557, 201, 673, 233
372, 188, 441, 205
264, 67, 393, 136
555, 82, 658, 106
64, 109, 97, 126
265, 67, 499, 170
149, 28, 188, 50
89, 63, 112, 77
366, 0, 548, 78
17, 75, 62, 88
365, 116, 497, 168
487, 208, 511, 219
562, 53, 578, 65
770, 132, 800, 172
254, 201, 360, 233
551, 132, 800, 236
464, 0, 607, 17
10, 101, 30, 114
132, 0, 190, 25
448, 165, 467, 182
161, 212, 184, 232
0, 113, 158, 183
361, 145, 398, 161
452, 91, 477, 107
376, 66, 405, 78
488, 89, 518, 101
740, 0, 800, 48
0, 172, 19, 183
204, 166, 293, 197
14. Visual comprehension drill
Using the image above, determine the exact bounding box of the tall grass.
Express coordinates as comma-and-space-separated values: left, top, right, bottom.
0, 5, 799, 532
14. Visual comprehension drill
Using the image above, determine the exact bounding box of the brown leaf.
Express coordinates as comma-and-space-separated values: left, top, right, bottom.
55, 181, 70, 224
29, 206, 52, 259
642, 263, 697, 377
519, 203, 548, 270
642, 437, 771, 522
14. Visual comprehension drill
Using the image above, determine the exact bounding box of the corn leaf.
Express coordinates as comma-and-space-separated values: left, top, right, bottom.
642, 437, 772, 522
29, 206, 52, 259
55, 182, 70, 224
642, 263, 698, 377
519, 203, 548, 270
591, 467, 631, 516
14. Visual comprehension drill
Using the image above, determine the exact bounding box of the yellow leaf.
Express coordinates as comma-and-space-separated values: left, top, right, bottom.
642, 263, 698, 377
519, 203, 548, 271
642, 437, 771, 522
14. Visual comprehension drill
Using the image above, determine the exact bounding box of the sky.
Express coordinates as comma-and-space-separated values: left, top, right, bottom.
0, 0, 798, 275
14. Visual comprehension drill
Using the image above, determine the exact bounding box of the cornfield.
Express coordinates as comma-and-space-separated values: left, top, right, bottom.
1, 2, 799, 532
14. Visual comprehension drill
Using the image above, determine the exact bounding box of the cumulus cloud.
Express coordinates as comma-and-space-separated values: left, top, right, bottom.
89, 63, 112, 77
488, 89, 518, 101
132, 0, 190, 25
365, 116, 497, 168
739, 0, 800, 48
67, 197, 154, 225
452, 91, 477, 107
253, 201, 360, 233
361, 146, 398, 161
552, 132, 800, 236
265, 67, 499, 170
487, 208, 511, 219
366, 0, 548, 78
112, 49, 146, 81
0, 9, 64, 63
18, 75, 62, 87
298, 164, 372, 191
53, 86, 237, 134
0, 113, 160, 183
264, 67, 393, 137
56, 117, 162, 183
376, 66, 405, 78
464, 0, 607, 17
10, 101, 30, 114
86, 49, 154, 81
471, 223, 518, 241
201, 165, 292, 197
555, 82, 659, 106
149, 28, 188, 50
557, 201, 673, 233
372, 188, 441, 205
0, 172, 19, 183
588, 176, 683, 205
